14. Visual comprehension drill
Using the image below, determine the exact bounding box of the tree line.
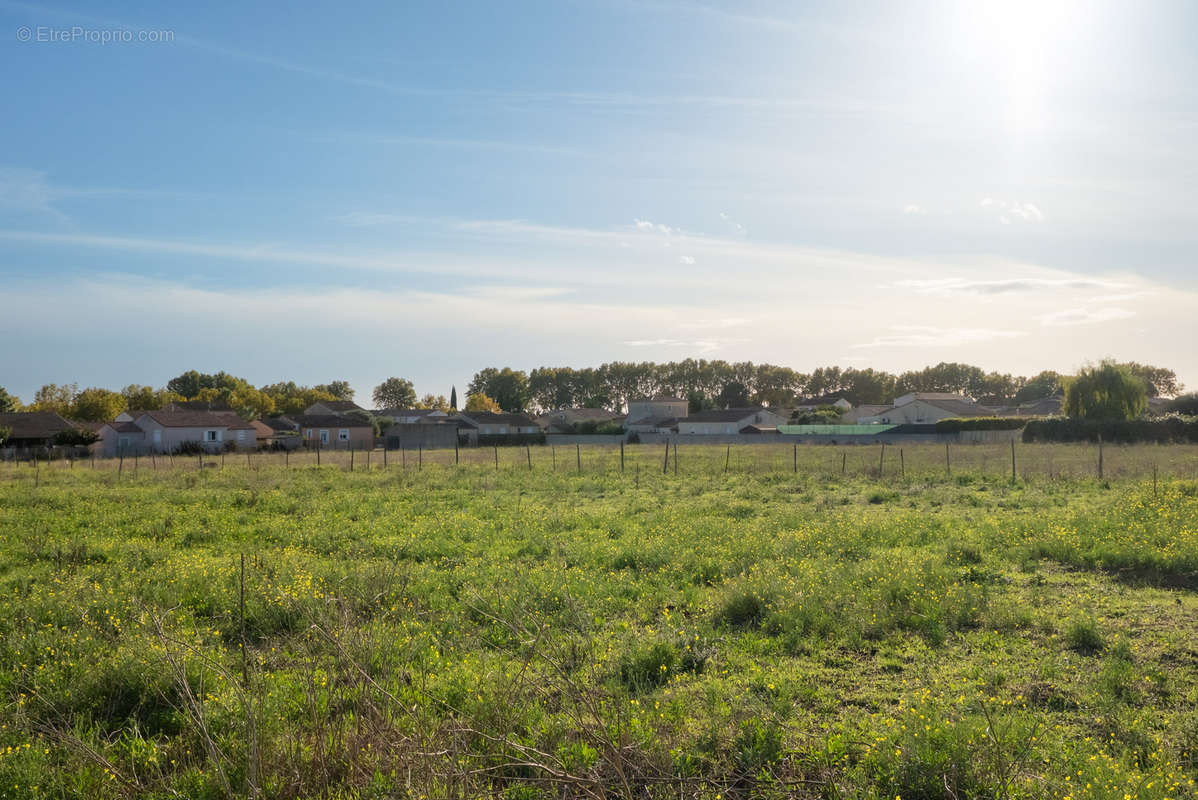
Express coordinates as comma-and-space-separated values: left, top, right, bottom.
0, 359, 1187, 423
466, 360, 1183, 414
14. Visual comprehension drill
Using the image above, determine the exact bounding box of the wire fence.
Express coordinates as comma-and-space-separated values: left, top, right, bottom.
3, 441, 1198, 487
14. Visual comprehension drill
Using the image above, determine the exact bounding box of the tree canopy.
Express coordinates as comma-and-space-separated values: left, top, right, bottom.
372, 377, 416, 410
1063, 361, 1149, 421
464, 393, 501, 412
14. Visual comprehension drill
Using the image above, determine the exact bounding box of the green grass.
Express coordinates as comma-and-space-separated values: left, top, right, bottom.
0, 445, 1196, 799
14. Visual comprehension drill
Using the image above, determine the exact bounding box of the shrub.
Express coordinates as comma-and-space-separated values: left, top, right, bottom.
1023, 415, 1198, 444
717, 589, 771, 628
1065, 616, 1105, 655
935, 417, 1027, 433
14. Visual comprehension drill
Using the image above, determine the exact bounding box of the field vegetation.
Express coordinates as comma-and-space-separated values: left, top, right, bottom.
0, 443, 1196, 799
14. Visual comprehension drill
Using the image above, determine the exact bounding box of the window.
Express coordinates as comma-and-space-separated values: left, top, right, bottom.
338, 429, 350, 441
152, 429, 162, 444
303, 429, 312, 439
319, 429, 329, 444
237, 430, 246, 442
204, 430, 219, 442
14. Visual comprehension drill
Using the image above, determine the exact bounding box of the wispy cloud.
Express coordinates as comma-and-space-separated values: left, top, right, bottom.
902, 203, 926, 215
893, 277, 1128, 296
852, 325, 1026, 349
980, 197, 1044, 224
623, 337, 742, 354
0, 167, 66, 219
719, 211, 746, 234
1038, 307, 1136, 327
678, 255, 695, 264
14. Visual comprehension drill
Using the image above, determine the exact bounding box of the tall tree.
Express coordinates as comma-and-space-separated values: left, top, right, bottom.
464, 393, 502, 412
1119, 363, 1182, 398
716, 380, 750, 409
468, 367, 531, 412
372, 377, 417, 409
417, 394, 450, 411
1013, 371, 1061, 404
31, 383, 78, 414
70, 387, 128, 421
1063, 361, 1148, 421
122, 384, 182, 412
0, 387, 19, 412
315, 381, 354, 401
450, 385, 458, 411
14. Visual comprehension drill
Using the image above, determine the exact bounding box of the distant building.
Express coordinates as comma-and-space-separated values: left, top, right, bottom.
536, 408, 625, 432
374, 408, 450, 425
304, 400, 367, 417
0, 411, 80, 450
856, 393, 995, 425
291, 414, 375, 450
677, 407, 787, 435
95, 409, 257, 456
624, 397, 688, 433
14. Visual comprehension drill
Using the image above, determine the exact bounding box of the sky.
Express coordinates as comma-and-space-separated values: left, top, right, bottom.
2, 0, 1196, 403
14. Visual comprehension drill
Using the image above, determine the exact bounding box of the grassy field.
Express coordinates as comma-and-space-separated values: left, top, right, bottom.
1, 443, 1197, 799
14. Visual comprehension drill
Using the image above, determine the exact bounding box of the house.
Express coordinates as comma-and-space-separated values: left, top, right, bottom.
95, 420, 147, 456
856, 393, 995, 425
374, 408, 449, 425
626, 397, 688, 422
304, 400, 366, 417
848, 404, 891, 423
677, 407, 787, 435
795, 396, 853, 411
0, 411, 81, 450
452, 411, 539, 443
624, 397, 688, 434
292, 414, 375, 450
137, 410, 255, 455
536, 408, 625, 433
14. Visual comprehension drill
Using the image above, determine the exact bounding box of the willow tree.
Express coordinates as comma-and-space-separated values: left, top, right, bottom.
1063, 361, 1148, 421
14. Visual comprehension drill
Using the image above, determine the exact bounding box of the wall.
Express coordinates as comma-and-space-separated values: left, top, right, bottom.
383, 423, 459, 450
545, 434, 627, 446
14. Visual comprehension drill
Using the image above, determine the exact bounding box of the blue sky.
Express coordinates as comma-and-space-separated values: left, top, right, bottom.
2, 0, 1196, 402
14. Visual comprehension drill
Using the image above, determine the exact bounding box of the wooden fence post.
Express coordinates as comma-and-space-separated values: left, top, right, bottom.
900, 448, 905, 479
662, 441, 669, 474
945, 442, 950, 477
1010, 438, 1016, 483
494, 446, 499, 470
793, 443, 797, 473
526, 446, 532, 470
576, 444, 581, 472
620, 441, 625, 473
878, 443, 885, 477
841, 451, 846, 476
725, 445, 730, 473
673, 442, 678, 476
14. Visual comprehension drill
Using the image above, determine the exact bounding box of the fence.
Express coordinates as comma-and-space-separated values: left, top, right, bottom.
3, 441, 1197, 486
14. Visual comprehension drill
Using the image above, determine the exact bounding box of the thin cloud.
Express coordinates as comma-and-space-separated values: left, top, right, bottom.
678, 255, 695, 264
893, 277, 1128, 296
980, 197, 1044, 223
902, 204, 926, 215
1039, 307, 1136, 327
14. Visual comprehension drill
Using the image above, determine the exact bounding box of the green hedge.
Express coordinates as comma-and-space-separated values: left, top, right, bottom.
934, 417, 1028, 433
1022, 415, 1198, 443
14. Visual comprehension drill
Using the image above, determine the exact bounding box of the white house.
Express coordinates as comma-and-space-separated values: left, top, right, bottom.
95, 410, 257, 456
375, 408, 449, 425
856, 393, 995, 425
676, 407, 787, 435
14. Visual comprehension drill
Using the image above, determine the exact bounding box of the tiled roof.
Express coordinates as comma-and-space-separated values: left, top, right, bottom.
140, 410, 255, 429
291, 414, 373, 428
683, 407, 768, 423
458, 411, 539, 426
0, 411, 79, 439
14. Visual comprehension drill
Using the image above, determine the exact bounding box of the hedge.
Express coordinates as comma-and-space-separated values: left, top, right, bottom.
934, 417, 1028, 433
1022, 415, 1198, 443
